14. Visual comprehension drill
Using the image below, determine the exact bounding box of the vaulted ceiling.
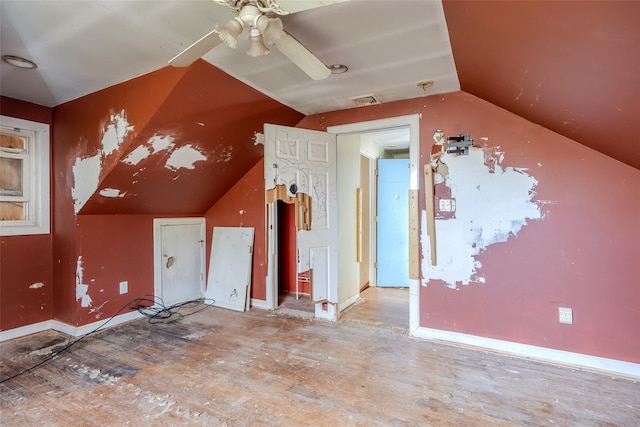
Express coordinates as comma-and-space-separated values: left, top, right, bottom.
1, 1, 638, 169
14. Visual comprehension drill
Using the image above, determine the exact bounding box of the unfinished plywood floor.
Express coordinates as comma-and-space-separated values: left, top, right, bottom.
1, 304, 638, 426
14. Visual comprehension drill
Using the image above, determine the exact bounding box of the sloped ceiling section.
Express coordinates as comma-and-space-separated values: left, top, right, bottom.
443, 0, 640, 170
78, 61, 304, 215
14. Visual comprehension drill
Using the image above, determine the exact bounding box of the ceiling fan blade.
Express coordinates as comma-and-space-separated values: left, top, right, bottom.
274, 31, 330, 80
169, 29, 223, 67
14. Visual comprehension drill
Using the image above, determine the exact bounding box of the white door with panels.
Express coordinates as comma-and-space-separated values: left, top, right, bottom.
153, 218, 205, 307
264, 124, 338, 320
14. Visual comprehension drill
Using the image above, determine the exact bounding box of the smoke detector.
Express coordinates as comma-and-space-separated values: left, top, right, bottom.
349, 94, 382, 107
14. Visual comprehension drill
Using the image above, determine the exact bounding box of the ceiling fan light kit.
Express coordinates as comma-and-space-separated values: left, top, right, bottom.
247, 30, 270, 57
169, 0, 331, 80
216, 18, 243, 48
256, 15, 283, 45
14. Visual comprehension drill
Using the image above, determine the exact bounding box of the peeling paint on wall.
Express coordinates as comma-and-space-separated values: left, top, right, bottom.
72, 110, 134, 213
165, 144, 207, 171
29, 282, 45, 289
88, 300, 109, 319
422, 147, 543, 289
76, 256, 93, 308
122, 145, 151, 166
101, 110, 134, 156
149, 134, 175, 153
100, 188, 127, 198
72, 154, 101, 213
212, 145, 234, 163
122, 134, 175, 166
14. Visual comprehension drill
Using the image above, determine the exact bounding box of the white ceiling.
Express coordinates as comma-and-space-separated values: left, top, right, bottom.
0, 0, 459, 114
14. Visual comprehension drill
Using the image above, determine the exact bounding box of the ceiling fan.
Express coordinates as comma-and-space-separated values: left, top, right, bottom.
169, 0, 337, 80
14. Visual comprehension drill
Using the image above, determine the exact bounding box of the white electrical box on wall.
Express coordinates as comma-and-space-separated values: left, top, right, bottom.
559, 307, 573, 324
439, 198, 456, 212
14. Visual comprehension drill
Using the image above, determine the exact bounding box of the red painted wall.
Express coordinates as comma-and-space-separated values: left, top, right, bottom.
52, 66, 187, 325
51, 62, 301, 326
278, 202, 299, 294
204, 159, 267, 300
0, 97, 53, 331
75, 215, 156, 325
297, 91, 640, 364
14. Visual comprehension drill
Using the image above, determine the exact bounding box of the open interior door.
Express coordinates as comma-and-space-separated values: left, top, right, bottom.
264, 124, 337, 320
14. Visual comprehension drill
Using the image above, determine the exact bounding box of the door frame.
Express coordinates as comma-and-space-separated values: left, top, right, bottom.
328, 114, 420, 334
153, 217, 206, 307
360, 152, 378, 289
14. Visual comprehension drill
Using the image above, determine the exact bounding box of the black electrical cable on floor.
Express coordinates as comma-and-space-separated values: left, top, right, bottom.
0, 295, 215, 384
134, 294, 215, 324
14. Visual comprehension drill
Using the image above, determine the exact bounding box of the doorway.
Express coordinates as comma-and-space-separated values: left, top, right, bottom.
329, 114, 420, 333
276, 200, 313, 315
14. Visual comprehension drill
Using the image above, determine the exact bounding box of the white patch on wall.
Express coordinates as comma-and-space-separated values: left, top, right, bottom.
88, 300, 109, 319
165, 144, 207, 171
76, 256, 93, 308
122, 145, 150, 165
101, 110, 134, 156
149, 134, 175, 154
99, 188, 126, 198
72, 110, 134, 213
422, 147, 542, 289
100, 187, 124, 198
121, 134, 175, 166
29, 282, 45, 289
72, 154, 101, 213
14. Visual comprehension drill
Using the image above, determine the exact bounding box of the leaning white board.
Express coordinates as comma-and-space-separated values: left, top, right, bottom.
205, 227, 254, 312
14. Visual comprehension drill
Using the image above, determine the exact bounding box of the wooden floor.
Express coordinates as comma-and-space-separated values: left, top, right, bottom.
340, 286, 409, 331
1, 291, 639, 426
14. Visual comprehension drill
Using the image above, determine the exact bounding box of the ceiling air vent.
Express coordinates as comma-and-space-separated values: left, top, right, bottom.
349, 94, 381, 107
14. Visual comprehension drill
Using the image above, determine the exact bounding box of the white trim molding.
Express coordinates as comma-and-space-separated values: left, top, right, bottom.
0, 310, 144, 342
0, 115, 50, 236
338, 292, 359, 313
51, 310, 144, 337
413, 327, 640, 380
328, 114, 420, 333
250, 298, 270, 310
0, 320, 52, 342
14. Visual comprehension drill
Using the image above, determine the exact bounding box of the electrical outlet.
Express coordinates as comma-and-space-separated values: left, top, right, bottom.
439, 198, 456, 212
119, 281, 128, 295
559, 307, 573, 324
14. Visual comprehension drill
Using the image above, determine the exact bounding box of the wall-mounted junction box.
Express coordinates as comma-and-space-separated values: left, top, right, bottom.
119, 281, 128, 295
439, 198, 456, 212
559, 307, 573, 324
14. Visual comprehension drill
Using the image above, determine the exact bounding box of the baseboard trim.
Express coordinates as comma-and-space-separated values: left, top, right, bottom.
250, 298, 270, 310
338, 293, 359, 312
0, 320, 52, 342
51, 311, 144, 337
413, 327, 640, 380
1, 311, 145, 342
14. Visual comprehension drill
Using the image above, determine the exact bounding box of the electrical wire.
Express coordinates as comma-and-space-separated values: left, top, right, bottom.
0, 295, 215, 384
134, 294, 215, 324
